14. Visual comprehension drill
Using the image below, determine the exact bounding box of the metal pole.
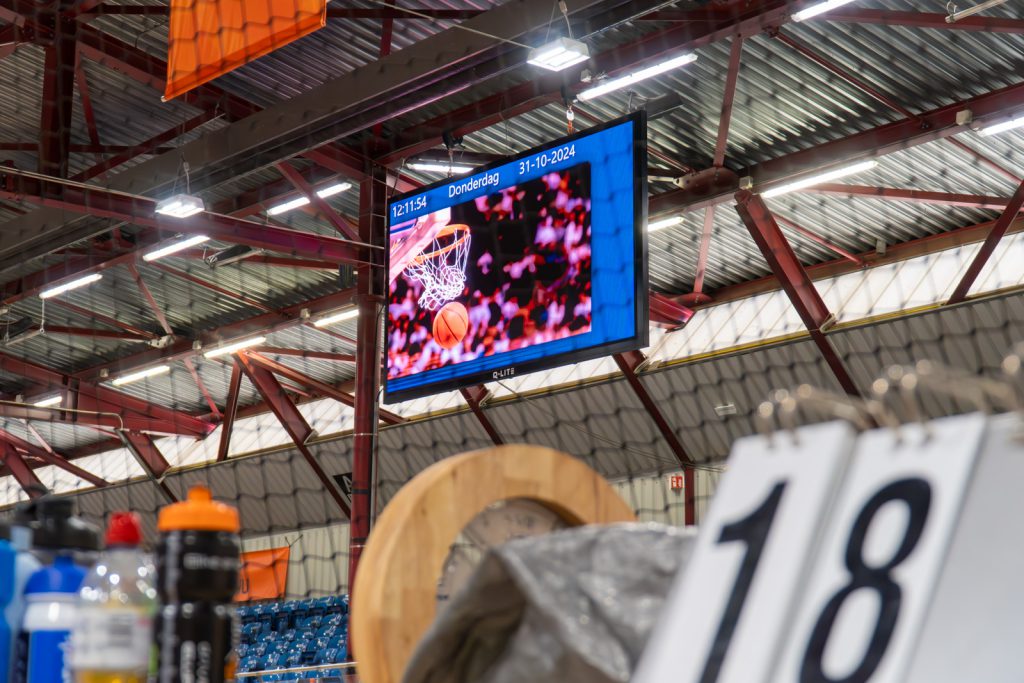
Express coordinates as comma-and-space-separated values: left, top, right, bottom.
349, 165, 386, 592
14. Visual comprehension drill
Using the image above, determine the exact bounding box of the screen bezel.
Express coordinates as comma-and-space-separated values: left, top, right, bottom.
383, 110, 649, 403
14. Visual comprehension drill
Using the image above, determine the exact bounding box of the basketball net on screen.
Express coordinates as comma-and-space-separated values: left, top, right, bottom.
403, 223, 472, 311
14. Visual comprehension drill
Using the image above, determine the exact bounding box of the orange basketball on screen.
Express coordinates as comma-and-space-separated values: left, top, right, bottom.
433, 302, 469, 350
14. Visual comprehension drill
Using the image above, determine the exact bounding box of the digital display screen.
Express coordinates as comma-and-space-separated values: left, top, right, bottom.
385, 112, 647, 402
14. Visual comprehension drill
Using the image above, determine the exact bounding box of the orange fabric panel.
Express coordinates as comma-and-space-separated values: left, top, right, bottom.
235, 546, 291, 601
165, 0, 326, 101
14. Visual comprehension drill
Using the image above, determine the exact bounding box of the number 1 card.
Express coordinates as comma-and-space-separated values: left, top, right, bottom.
634, 421, 857, 683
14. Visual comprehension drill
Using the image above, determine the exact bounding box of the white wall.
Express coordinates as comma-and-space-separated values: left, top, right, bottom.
612, 467, 721, 526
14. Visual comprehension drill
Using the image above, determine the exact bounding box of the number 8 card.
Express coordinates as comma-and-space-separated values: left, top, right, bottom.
770, 412, 985, 683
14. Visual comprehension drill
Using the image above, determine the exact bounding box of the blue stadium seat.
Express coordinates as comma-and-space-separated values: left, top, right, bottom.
273, 603, 293, 632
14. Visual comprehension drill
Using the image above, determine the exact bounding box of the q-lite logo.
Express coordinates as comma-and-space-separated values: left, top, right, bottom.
492, 367, 515, 380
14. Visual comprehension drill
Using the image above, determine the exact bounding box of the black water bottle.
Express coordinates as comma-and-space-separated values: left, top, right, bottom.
153, 486, 241, 683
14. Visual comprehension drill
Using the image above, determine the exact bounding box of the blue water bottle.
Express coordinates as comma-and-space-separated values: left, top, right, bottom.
13, 498, 99, 683
1, 501, 43, 680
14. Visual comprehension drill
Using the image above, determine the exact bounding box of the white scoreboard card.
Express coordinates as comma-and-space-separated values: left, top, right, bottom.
905, 413, 1024, 683
770, 412, 986, 683
634, 421, 856, 683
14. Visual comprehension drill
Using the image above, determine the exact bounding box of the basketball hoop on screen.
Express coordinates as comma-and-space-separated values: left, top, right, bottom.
403, 223, 471, 310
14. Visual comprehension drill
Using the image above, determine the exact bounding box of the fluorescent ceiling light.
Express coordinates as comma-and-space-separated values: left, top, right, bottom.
528, 36, 590, 72
761, 160, 878, 198
791, 0, 858, 21
266, 182, 353, 216
39, 273, 103, 299
649, 216, 684, 232
32, 395, 62, 408
979, 114, 1024, 136
268, 196, 311, 216
204, 336, 266, 359
111, 365, 171, 387
143, 234, 210, 262
313, 308, 359, 328
155, 193, 205, 218
316, 182, 352, 198
578, 53, 698, 101
408, 162, 474, 175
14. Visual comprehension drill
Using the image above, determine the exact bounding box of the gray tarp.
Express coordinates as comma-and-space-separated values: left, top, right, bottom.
404, 523, 697, 683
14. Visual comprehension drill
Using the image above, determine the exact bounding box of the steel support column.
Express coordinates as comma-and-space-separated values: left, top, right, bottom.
217, 361, 243, 462
948, 178, 1024, 303
735, 191, 860, 396
459, 385, 503, 445
38, 6, 77, 178
349, 165, 387, 590
614, 351, 695, 524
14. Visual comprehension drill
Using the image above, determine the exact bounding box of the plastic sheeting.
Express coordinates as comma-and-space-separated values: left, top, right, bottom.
404, 523, 697, 683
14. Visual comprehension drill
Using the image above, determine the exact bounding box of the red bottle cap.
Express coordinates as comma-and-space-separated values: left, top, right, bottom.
105, 511, 143, 547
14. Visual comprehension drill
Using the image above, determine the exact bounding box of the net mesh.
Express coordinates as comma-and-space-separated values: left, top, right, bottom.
0, 0, 1023, 678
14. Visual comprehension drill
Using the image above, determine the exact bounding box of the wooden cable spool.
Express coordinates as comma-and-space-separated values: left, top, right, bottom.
350, 444, 637, 683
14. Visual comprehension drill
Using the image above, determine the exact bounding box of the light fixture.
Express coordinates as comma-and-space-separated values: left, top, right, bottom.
979, 114, 1024, 137
39, 273, 103, 299
313, 308, 359, 327
408, 161, 475, 175
32, 395, 62, 408
204, 245, 262, 267
155, 193, 205, 218
111, 365, 171, 386
203, 336, 266, 359
316, 182, 352, 199
761, 160, 877, 198
528, 36, 590, 71
143, 234, 210, 262
947, 0, 1009, 22
649, 216, 684, 232
578, 53, 698, 101
266, 182, 353, 215
791, 0, 858, 21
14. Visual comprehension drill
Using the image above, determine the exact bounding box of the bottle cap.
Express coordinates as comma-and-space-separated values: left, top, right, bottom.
24, 556, 87, 595
32, 497, 101, 551
158, 485, 240, 533
105, 511, 143, 547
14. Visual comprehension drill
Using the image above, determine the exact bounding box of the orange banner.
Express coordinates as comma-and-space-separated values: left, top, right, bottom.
235, 546, 290, 602
165, 0, 326, 101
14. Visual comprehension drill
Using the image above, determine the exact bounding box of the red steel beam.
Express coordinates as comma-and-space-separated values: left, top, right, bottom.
819, 8, 1024, 33
774, 214, 865, 266
0, 428, 108, 487
0, 400, 176, 433
735, 191, 860, 396
614, 351, 695, 524
0, 173, 372, 266
0, 143, 176, 153
121, 430, 177, 501
650, 79, 1024, 216
37, 325, 151, 342
650, 291, 695, 328
255, 347, 356, 363
1, 443, 45, 496
459, 385, 503, 446
948, 178, 1024, 304
713, 36, 743, 167
217, 360, 242, 462
276, 162, 360, 241
802, 184, 1011, 209
242, 351, 403, 425
38, 12, 77, 178
48, 298, 160, 341
73, 52, 102, 157
236, 353, 350, 517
